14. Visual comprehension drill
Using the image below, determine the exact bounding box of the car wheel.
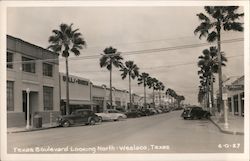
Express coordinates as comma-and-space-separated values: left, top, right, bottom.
63, 120, 70, 127
183, 117, 187, 120
117, 116, 123, 121
89, 119, 96, 125
98, 117, 103, 123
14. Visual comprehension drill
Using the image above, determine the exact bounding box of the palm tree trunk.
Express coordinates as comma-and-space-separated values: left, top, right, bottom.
129, 73, 132, 109
159, 91, 161, 107
153, 89, 155, 108
210, 74, 214, 115
65, 57, 70, 115
217, 23, 224, 118
110, 64, 113, 109
144, 81, 146, 108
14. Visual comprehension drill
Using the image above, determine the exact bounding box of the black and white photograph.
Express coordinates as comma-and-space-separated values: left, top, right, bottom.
0, 1, 249, 161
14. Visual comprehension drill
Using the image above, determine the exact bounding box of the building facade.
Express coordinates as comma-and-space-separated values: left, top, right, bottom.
154, 91, 171, 108
215, 76, 244, 117
7, 35, 60, 127
226, 76, 244, 117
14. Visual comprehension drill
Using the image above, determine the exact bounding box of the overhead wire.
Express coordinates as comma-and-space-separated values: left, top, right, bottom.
7, 37, 243, 65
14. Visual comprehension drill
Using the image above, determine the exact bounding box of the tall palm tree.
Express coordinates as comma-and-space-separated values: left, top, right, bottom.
48, 23, 86, 115
156, 81, 165, 107
100, 47, 123, 109
147, 77, 158, 107
120, 60, 139, 109
138, 72, 149, 108
194, 6, 244, 114
198, 46, 227, 113
166, 88, 177, 108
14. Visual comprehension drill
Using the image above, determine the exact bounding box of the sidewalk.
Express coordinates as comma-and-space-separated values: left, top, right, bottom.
7, 122, 58, 134
210, 112, 244, 135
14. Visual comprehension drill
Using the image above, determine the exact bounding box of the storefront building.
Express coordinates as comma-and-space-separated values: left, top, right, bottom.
226, 76, 244, 117
216, 76, 244, 117
59, 73, 95, 114
7, 35, 60, 127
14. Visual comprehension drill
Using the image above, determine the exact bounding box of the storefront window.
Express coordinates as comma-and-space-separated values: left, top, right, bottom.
228, 97, 232, 112
7, 81, 14, 111
43, 63, 53, 77
43, 86, 53, 110
233, 95, 239, 115
240, 92, 244, 116
22, 56, 36, 73
7, 52, 13, 69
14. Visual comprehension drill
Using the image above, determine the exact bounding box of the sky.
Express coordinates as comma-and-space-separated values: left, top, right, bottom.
7, 6, 244, 105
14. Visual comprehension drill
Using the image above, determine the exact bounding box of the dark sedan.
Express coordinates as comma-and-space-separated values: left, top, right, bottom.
125, 109, 144, 118
57, 109, 101, 127
181, 106, 211, 120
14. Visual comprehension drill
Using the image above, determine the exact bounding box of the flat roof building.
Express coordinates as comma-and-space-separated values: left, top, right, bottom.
7, 35, 60, 127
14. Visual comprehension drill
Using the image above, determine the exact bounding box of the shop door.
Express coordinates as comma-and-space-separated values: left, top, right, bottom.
23, 91, 39, 122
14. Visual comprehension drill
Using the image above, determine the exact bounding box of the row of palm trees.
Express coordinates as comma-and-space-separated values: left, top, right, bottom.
47, 22, 184, 114
99, 46, 168, 109
194, 6, 244, 116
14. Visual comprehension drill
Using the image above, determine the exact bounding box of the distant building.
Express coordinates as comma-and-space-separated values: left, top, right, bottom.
7, 35, 60, 127
154, 91, 171, 107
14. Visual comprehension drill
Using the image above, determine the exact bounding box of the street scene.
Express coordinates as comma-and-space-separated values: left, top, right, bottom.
3, 3, 247, 158
8, 111, 243, 153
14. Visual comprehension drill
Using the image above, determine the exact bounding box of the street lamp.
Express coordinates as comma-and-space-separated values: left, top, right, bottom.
26, 88, 30, 129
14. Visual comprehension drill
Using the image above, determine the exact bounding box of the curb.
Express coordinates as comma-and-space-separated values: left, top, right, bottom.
7, 126, 58, 134
209, 118, 244, 135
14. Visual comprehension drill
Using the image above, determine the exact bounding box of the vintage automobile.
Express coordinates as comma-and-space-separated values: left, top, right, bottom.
148, 108, 158, 115
96, 109, 127, 121
140, 108, 154, 116
181, 106, 211, 120
125, 109, 144, 118
57, 109, 101, 127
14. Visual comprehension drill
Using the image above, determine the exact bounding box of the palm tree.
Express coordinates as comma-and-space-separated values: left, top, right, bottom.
194, 6, 244, 114
156, 81, 165, 107
197, 46, 227, 113
138, 72, 149, 108
100, 47, 123, 109
166, 88, 177, 108
48, 23, 86, 115
120, 61, 139, 109
147, 77, 159, 107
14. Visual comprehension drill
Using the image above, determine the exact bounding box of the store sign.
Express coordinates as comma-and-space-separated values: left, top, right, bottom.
62, 76, 89, 86
226, 85, 244, 91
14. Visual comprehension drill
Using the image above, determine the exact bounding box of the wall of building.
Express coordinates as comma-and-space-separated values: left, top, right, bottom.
7, 35, 60, 127
60, 73, 91, 101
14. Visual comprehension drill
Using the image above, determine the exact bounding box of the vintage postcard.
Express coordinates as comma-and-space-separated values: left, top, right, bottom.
0, 1, 249, 161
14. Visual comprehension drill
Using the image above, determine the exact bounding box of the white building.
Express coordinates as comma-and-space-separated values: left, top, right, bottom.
7, 35, 60, 127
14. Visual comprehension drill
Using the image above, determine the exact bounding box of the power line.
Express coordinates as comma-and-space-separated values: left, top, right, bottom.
72, 54, 243, 73
7, 37, 243, 65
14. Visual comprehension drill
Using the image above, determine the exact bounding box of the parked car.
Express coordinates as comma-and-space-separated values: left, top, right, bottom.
140, 108, 154, 116
156, 109, 163, 114
125, 109, 144, 118
181, 106, 211, 120
96, 109, 127, 121
57, 109, 101, 127
148, 108, 158, 115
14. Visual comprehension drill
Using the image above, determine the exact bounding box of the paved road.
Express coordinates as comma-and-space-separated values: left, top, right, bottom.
7, 111, 243, 153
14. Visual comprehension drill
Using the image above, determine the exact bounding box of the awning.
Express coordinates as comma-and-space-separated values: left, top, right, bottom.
62, 99, 97, 105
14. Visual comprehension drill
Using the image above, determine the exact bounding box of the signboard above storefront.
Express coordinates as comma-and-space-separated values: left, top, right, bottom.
226, 85, 244, 91
62, 76, 88, 86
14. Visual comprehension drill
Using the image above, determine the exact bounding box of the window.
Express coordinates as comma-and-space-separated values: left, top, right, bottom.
43, 63, 53, 77
7, 52, 13, 69
7, 81, 14, 111
22, 57, 35, 73
43, 86, 53, 110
